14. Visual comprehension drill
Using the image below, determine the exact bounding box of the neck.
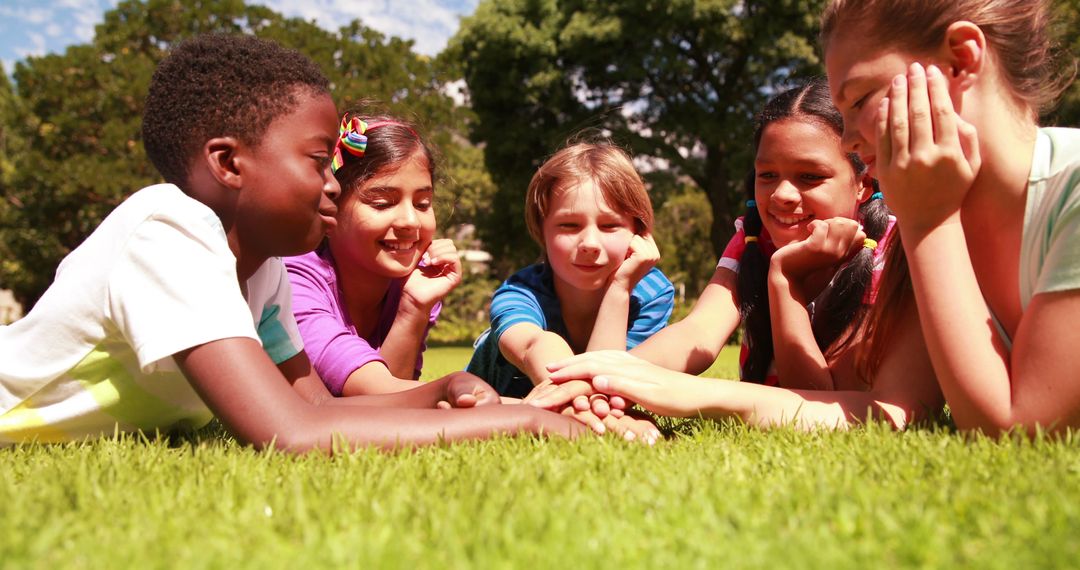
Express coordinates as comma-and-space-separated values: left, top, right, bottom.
963, 90, 1039, 224
334, 252, 393, 314
226, 232, 269, 284
552, 272, 606, 326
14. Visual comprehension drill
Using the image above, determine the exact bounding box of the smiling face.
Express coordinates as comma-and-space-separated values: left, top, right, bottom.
236, 89, 341, 258
328, 150, 435, 279
753, 118, 866, 248
542, 178, 636, 293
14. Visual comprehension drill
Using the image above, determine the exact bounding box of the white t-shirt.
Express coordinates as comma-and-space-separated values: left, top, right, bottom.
0, 184, 303, 444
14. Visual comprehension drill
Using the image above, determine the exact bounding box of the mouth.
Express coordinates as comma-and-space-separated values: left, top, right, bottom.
573, 263, 607, 273
379, 240, 418, 254
769, 212, 813, 226
319, 211, 338, 232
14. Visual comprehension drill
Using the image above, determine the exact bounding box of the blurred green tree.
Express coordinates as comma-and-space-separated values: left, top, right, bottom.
446, 0, 826, 275
0, 0, 466, 308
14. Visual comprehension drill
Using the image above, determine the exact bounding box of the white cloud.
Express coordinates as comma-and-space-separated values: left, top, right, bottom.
14, 33, 47, 59
259, 0, 477, 55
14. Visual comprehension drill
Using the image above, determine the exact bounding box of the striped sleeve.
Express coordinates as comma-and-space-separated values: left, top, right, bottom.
490, 277, 547, 343
626, 267, 675, 347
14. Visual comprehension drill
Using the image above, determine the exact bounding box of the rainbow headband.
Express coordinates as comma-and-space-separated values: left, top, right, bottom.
331, 115, 417, 173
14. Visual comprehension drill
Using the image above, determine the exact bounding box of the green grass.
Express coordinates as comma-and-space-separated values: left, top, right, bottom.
3, 347, 1077, 568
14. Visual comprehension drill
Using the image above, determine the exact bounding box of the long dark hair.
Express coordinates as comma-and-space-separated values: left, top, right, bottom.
736, 78, 891, 382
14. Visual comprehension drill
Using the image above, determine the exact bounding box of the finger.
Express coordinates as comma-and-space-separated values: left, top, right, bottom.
471, 386, 501, 407
564, 407, 605, 434
436, 400, 451, 410
547, 361, 602, 382
573, 394, 590, 412
454, 392, 478, 408
957, 118, 982, 175
876, 96, 892, 171
590, 394, 611, 417
609, 408, 626, 418
906, 62, 933, 151
528, 380, 593, 409
889, 73, 910, 162
609, 395, 628, 410
925, 64, 958, 147
593, 375, 642, 402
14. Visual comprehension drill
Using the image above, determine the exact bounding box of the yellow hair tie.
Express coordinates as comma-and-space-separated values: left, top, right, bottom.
863, 238, 878, 250
744, 236, 758, 244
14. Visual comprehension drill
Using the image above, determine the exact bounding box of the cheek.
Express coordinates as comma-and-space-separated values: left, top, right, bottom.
602, 232, 633, 261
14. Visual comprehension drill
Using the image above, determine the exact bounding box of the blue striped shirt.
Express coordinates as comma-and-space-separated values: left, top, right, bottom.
467, 263, 674, 397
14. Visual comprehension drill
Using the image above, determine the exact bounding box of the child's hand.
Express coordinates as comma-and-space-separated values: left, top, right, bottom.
542, 350, 705, 418
770, 218, 865, 280
610, 233, 659, 290
436, 371, 501, 409
402, 239, 463, 310
875, 63, 981, 237
558, 404, 660, 444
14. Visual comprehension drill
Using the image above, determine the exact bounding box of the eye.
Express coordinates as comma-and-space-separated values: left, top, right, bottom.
369, 200, 394, 210
415, 200, 433, 211
756, 171, 777, 181
851, 91, 872, 111
800, 173, 828, 183
557, 222, 580, 230
312, 154, 332, 170
600, 223, 625, 231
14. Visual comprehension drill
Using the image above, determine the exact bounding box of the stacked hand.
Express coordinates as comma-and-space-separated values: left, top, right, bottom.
541, 350, 707, 418
875, 63, 981, 236
523, 378, 659, 444
402, 239, 463, 309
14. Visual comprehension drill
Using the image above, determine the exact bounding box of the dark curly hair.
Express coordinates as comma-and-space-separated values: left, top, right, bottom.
142, 34, 330, 187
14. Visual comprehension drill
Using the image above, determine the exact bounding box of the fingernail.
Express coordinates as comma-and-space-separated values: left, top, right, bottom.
927, 64, 941, 78
892, 75, 904, 87
595, 423, 606, 434
594, 376, 609, 390
624, 431, 636, 441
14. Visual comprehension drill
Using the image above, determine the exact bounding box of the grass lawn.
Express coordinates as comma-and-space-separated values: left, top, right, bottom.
3, 346, 1078, 568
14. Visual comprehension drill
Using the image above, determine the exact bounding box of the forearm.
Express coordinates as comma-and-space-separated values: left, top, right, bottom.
379, 304, 433, 379
904, 220, 1014, 430
588, 285, 631, 351
630, 317, 729, 374
693, 379, 909, 429
329, 374, 450, 408
767, 269, 834, 390
501, 330, 576, 388
262, 405, 564, 453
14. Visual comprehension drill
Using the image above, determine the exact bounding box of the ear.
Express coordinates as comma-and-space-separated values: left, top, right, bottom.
856, 172, 875, 203
202, 137, 243, 190
942, 21, 986, 92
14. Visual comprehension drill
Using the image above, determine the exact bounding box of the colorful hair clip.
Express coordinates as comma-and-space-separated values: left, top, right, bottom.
332, 116, 370, 172
745, 236, 758, 244
746, 200, 756, 208
863, 238, 878, 250
870, 192, 884, 201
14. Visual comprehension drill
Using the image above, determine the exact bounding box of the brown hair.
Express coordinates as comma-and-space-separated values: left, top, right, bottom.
820, 0, 1076, 117
332, 110, 436, 201
524, 141, 653, 251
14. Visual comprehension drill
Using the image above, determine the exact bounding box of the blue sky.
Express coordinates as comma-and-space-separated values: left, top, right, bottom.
0, 0, 479, 76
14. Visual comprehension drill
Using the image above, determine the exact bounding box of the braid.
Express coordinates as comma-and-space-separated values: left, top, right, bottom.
735, 171, 774, 382
811, 187, 892, 356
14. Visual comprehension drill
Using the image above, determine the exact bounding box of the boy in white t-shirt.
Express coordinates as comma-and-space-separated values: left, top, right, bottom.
0, 34, 582, 450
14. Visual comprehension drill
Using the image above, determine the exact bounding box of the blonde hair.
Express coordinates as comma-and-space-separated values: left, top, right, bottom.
821, 0, 1075, 117
524, 142, 653, 251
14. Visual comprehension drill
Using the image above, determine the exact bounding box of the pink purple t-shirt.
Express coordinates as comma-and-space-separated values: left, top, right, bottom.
284, 248, 441, 395
717, 215, 896, 385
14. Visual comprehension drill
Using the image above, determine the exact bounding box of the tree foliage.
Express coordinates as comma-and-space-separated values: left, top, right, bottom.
448, 0, 826, 275
0, 0, 463, 307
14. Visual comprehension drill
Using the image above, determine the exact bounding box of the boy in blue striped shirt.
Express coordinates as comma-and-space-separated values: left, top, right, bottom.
467, 142, 673, 440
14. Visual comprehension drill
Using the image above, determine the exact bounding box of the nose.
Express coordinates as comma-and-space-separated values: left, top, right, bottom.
577, 225, 601, 255
772, 178, 800, 205
324, 169, 342, 202
840, 122, 860, 154
393, 203, 421, 230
